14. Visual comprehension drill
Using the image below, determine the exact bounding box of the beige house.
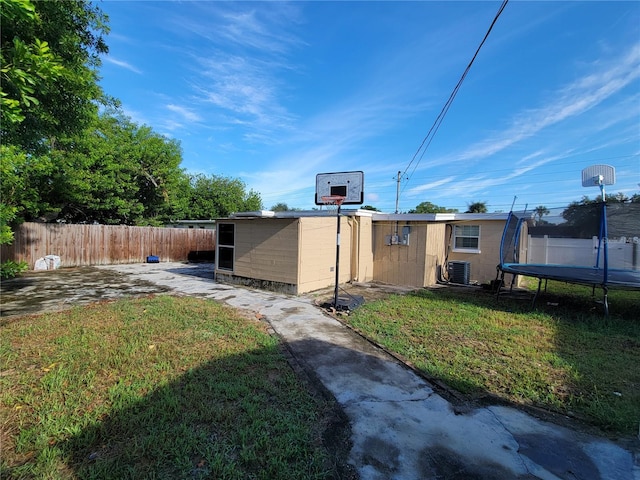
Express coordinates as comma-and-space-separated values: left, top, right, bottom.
215, 209, 510, 295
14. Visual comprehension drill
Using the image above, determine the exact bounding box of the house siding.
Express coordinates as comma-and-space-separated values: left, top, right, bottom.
298, 216, 353, 293
372, 221, 446, 288
214, 212, 508, 294
352, 215, 374, 283
424, 223, 447, 285
231, 218, 299, 285
447, 220, 504, 284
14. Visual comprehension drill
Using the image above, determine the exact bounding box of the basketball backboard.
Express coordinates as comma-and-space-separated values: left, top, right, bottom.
581, 165, 615, 187
315, 171, 364, 205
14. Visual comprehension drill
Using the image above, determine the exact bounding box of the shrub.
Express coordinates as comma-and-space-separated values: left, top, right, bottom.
1, 260, 28, 279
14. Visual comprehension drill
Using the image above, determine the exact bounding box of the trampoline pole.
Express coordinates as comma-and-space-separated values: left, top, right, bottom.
600, 192, 610, 316
602, 201, 609, 286
595, 209, 604, 269
495, 266, 503, 300
532, 278, 542, 309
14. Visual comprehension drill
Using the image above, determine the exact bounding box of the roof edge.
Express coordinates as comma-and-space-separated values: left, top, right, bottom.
371, 212, 509, 221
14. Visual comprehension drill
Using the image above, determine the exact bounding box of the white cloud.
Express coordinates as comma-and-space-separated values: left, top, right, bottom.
166, 104, 202, 123
406, 177, 457, 197
443, 43, 640, 166
103, 56, 142, 74
165, 2, 306, 141
365, 193, 380, 203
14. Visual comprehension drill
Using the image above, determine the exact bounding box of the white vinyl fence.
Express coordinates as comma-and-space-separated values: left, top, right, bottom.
527, 235, 640, 270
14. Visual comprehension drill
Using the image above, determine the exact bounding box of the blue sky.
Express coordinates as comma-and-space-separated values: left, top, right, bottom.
97, 1, 640, 213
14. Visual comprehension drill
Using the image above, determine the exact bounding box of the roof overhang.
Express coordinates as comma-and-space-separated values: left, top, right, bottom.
370, 212, 510, 222
227, 208, 376, 220
224, 210, 508, 221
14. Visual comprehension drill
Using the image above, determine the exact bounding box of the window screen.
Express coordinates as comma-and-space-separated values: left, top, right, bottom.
218, 223, 235, 245
217, 223, 235, 271
454, 225, 480, 250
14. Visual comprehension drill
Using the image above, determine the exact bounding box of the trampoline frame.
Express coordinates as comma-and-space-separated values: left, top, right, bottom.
496, 202, 640, 315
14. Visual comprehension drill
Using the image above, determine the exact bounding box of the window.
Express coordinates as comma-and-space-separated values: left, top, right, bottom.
453, 224, 480, 253
217, 223, 235, 270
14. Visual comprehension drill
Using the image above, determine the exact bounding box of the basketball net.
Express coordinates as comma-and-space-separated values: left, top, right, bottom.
321, 195, 345, 213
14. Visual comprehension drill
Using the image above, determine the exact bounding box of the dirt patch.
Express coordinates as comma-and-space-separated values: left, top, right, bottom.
309, 281, 420, 308
0, 267, 171, 319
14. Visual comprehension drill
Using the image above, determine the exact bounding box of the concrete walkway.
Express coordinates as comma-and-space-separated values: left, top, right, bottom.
3, 262, 638, 479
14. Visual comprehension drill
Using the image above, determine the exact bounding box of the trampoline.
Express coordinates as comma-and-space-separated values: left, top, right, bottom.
497, 201, 640, 314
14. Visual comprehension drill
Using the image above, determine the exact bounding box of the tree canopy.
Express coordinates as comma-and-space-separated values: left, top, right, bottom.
47, 112, 186, 225
533, 205, 550, 226
560, 193, 639, 238
409, 201, 458, 214
1, 0, 110, 151
270, 202, 302, 212
0, 0, 263, 229
465, 201, 488, 213
0, 0, 266, 276
187, 174, 262, 219
1, 112, 264, 225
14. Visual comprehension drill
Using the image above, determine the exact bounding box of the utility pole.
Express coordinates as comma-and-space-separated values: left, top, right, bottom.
395, 171, 401, 214
394, 171, 407, 214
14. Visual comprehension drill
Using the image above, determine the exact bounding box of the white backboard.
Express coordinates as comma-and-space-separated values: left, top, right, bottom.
581, 164, 615, 187
315, 171, 364, 205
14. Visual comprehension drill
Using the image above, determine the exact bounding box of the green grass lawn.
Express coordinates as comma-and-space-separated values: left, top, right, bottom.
1, 296, 344, 479
345, 280, 640, 437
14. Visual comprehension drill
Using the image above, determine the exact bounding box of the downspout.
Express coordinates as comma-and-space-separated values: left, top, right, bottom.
350, 216, 359, 283
438, 224, 454, 284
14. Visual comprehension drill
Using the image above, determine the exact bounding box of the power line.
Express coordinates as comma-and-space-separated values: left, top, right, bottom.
398, 0, 509, 198
405, 154, 639, 182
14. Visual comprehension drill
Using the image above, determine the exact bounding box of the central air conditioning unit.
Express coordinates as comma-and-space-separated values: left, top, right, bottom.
448, 261, 470, 285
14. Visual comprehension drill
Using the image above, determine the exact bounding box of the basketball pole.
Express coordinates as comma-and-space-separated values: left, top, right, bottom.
333, 202, 341, 309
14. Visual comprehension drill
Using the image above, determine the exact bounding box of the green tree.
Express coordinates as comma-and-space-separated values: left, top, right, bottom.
561, 193, 637, 238
0, 112, 188, 225
0, 144, 55, 222
409, 201, 458, 214
0, 0, 111, 272
465, 201, 487, 213
360, 205, 381, 212
187, 174, 262, 219
0, 145, 36, 277
1, 0, 110, 151
271, 203, 297, 212
0, 202, 28, 278
533, 205, 550, 226
41, 112, 187, 225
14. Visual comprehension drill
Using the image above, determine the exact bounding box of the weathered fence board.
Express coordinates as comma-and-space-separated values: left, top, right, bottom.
1, 223, 216, 269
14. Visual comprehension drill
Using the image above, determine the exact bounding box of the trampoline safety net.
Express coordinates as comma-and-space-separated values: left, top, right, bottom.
499, 201, 640, 289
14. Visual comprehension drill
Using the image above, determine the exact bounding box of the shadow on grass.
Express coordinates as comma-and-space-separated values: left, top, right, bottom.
60, 336, 604, 480
56, 346, 353, 480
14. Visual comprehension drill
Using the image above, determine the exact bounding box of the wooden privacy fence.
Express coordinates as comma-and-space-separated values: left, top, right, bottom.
1, 223, 216, 269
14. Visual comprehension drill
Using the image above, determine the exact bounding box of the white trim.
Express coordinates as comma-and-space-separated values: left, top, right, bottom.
370, 212, 508, 222
452, 224, 481, 254
226, 210, 507, 221
452, 247, 482, 254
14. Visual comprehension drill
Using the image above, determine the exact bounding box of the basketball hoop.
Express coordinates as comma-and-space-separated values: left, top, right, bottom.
321, 195, 345, 212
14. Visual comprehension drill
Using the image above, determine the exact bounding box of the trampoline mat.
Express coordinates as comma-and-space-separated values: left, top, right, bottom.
500, 264, 640, 289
